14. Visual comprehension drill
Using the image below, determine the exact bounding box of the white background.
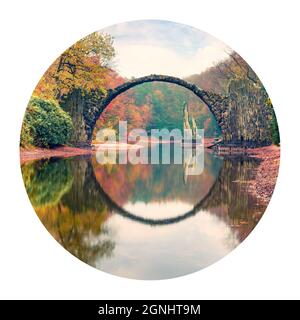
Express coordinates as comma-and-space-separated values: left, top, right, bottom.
0, 0, 299, 299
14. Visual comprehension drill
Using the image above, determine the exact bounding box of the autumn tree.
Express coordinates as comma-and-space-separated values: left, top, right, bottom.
29, 32, 116, 146
34, 32, 115, 101
186, 51, 280, 145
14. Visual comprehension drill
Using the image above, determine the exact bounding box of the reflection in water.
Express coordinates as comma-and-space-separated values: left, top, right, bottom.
21, 150, 266, 279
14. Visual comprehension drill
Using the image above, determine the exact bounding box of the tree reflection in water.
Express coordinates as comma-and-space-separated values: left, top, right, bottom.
21, 152, 266, 275
22, 157, 115, 266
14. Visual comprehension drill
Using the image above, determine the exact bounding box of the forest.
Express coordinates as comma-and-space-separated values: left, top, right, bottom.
21, 32, 116, 148
20, 32, 279, 149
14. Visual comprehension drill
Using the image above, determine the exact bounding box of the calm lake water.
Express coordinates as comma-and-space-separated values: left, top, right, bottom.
21, 146, 266, 279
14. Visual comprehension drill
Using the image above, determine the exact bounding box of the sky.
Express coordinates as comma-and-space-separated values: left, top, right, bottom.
101, 20, 231, 78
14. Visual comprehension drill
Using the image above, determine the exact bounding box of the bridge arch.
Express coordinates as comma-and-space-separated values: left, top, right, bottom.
86, 74, 229, 144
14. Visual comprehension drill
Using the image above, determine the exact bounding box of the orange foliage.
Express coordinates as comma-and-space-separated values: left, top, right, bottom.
33, 32, 115, 101
95, 71, 151, 136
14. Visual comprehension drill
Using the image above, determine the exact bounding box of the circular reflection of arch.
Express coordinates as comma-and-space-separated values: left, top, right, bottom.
91, 75, 225, 225
94, 163, 222, 226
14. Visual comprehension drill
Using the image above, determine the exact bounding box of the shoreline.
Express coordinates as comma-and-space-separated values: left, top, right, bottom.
247, 145, 280, 205
20, 146, 94, 164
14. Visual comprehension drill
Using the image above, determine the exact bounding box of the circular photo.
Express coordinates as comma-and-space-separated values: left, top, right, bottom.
20, 20, 280, 280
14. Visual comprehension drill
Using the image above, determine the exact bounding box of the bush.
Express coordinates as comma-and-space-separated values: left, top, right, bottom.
270, 110, 280, 145
20, 115, 34, 147
20, 97, 73, 148
265, 98, 280, 146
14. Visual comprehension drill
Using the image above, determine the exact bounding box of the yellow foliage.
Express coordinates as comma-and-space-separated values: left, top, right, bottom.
33, 32, 115, 101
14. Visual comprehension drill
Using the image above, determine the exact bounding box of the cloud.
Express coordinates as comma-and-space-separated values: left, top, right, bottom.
103, 20, 209, 54
113, 41, 230, 78
101, 20, 231, 78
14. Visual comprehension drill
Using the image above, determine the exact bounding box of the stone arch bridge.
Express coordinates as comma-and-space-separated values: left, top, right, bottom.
62, 74, 272, 147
